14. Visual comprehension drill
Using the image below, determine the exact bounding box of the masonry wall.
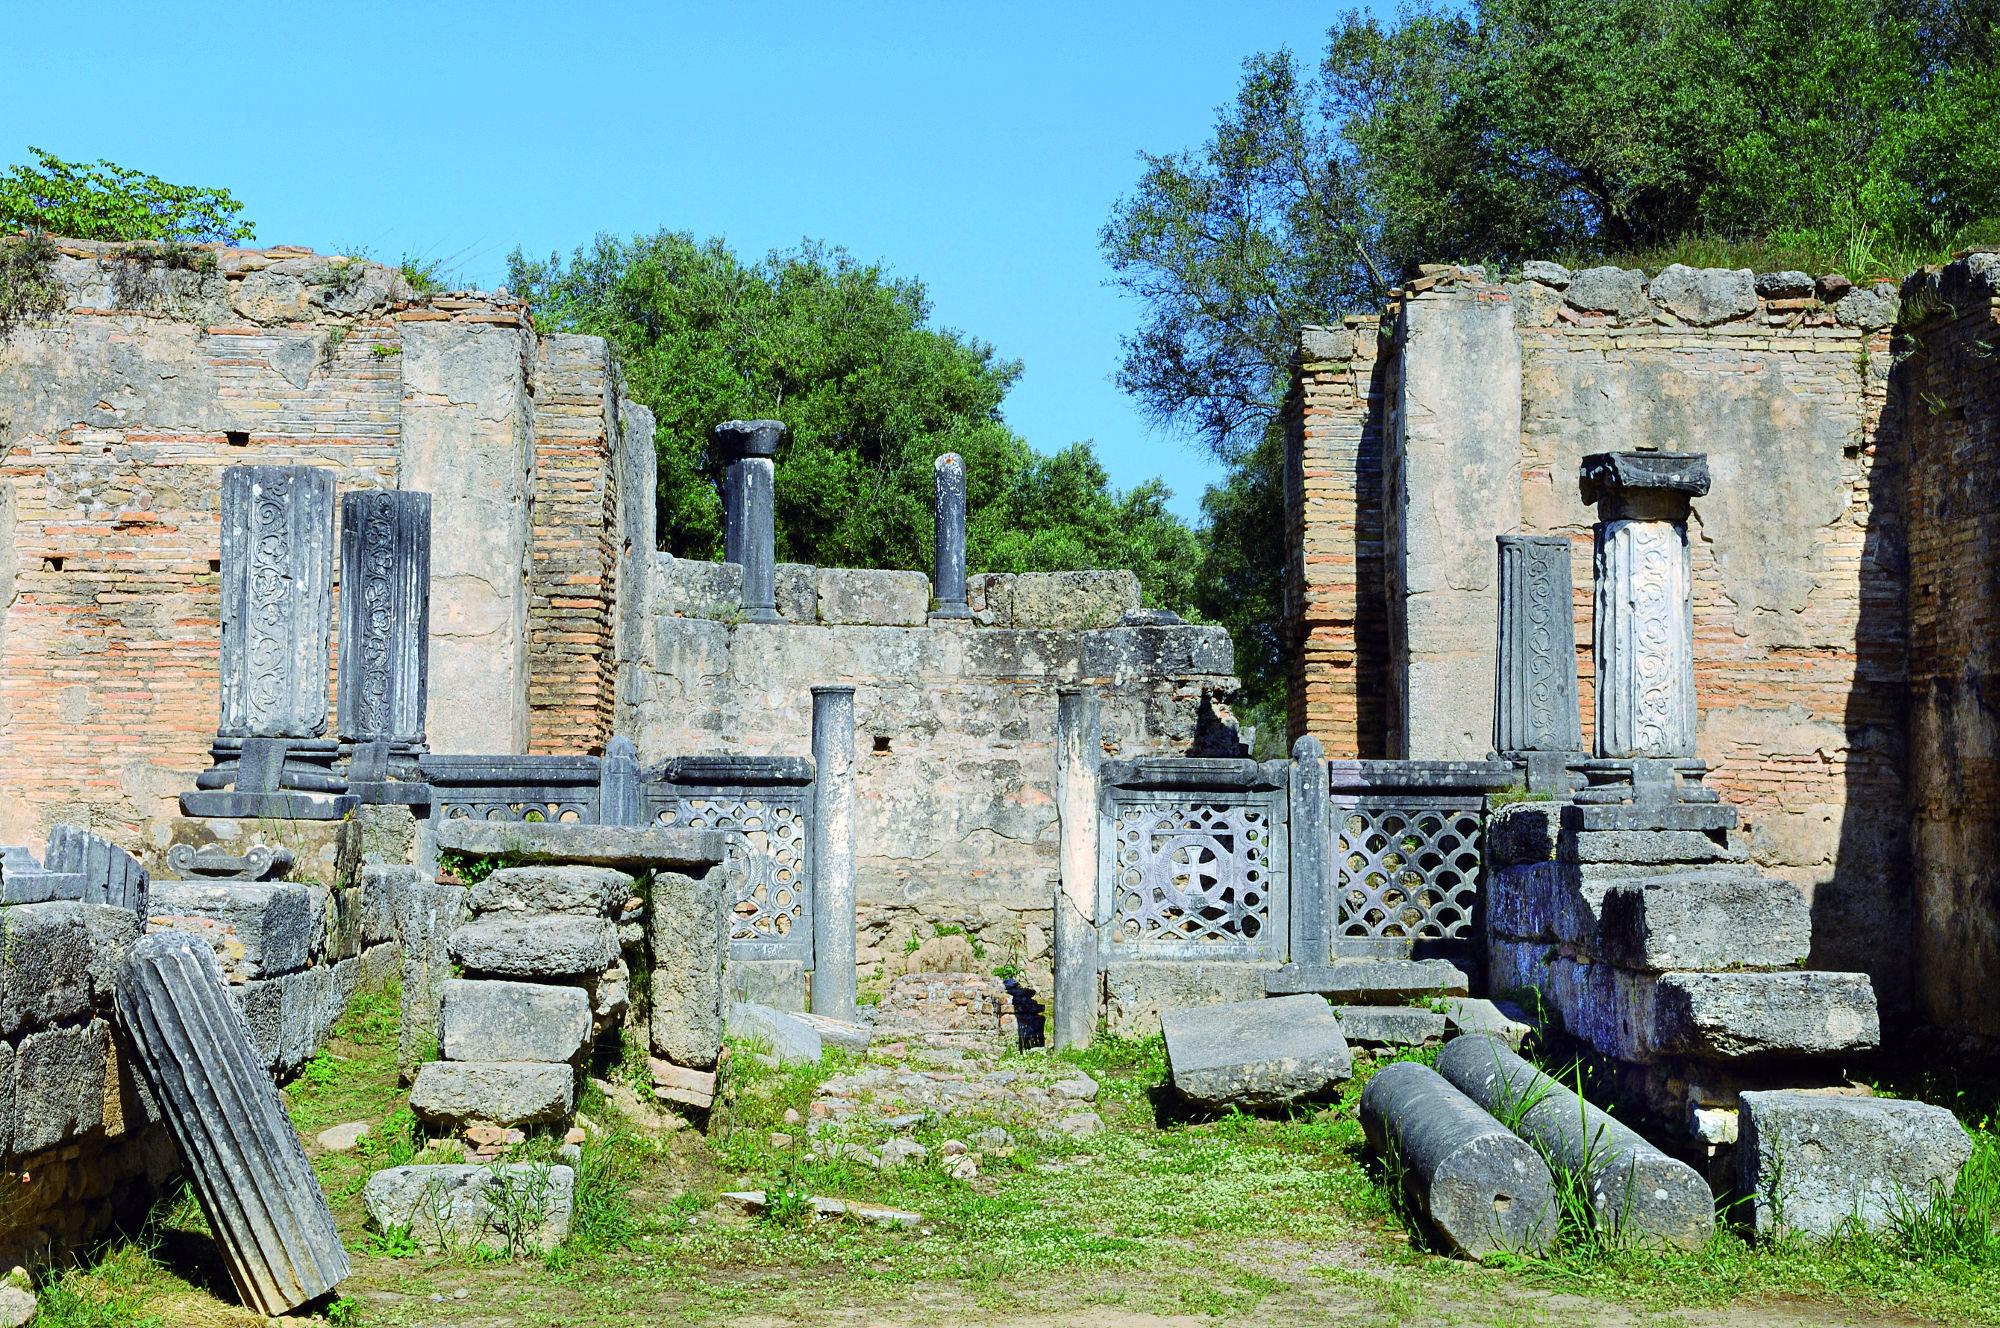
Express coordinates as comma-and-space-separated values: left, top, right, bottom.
1286, 263, 1909, 1006
0, 242, 642, 853
628, 560, 1238, 990
1902, 255, 2000, 1042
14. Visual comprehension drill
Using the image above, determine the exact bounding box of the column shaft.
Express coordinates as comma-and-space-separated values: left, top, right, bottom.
1052, 689, 1101, 1050
810, 686, 858, 1020
932, 453, 970, 617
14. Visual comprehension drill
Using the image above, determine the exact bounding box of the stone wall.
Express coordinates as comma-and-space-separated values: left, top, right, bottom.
0, 241, 645, 852
628, 560, 1237, 988
1285, 263, 1908, 1007
1901, 254, 2000, 1042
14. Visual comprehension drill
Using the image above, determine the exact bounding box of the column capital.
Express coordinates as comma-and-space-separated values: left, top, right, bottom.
1580, 452, 1710, 521
710, 418, 786, 461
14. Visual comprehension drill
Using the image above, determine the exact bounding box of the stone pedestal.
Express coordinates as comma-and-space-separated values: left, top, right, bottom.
337, 489, 431, 765
932, 453, 970, 618
1493, 535, 1581, 793
715, 420, 784, 623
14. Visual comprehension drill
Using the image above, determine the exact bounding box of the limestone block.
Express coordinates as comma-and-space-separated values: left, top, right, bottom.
80, 903, 144, 1007
1103, 960, 1269, 1037
1486, 804, 1559, 867
232, 271, 314, 323
1754, 271, 1814, 298
653, 556, 743, 620
726, 1001, 823, 1065
1595, 873, 1811, 971
363, 1164, 573, 1251
469, 866, 632, 917
432, 821, 725, 875
1521, 260, 1571, 287
1562, 830, 1737, 865
439, 980, 590, 1064
1648, 265, 1756, 326
1332, 1005, 1448, 1047
153, 815, 361, 893
11, 1019, 109, 1153
382, 869, 465, 1073
356, 805, 418, 869
0, 902, 92, 1038
1163, 994, 1353, 1110
148, 883, 315, 981
648, 867, 728, 1068
409, 1061, 574, 1128
1011, 571, 1140, 629
1565, 266, 1649, 318
448, 916, 618, 980
773, 563, 816, 622
815, 568, 930, 626
229, 965, 339, 1077
968, 572, 1015, 626
1264, 958, 1469, 1001
0, 1039, 13, 1156
1833, 283, 1900, 329
1738, 1092, 1972, 1238
727, 959, 808, 1012
357, 865, 402, 946
1080, 624, 1234, 682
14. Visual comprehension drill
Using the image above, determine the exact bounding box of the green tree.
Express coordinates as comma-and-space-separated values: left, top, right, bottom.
0, 148, 254, 243
506, 231, 1200, 612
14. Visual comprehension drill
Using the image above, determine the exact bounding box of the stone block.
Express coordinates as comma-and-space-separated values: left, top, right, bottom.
1570, 803, 1737, 833
1102, 961, 1269, 1037
355, 805, 418, 869
773, 562, 816, 622
363, 1164, 573, 1252
1011, 571, 1140, 629
1441, 997, 1534, 1049
0, 1040, 13, 1156
967, 572, 1014, 626
1565, 266, 1649, 319
1163, 994, 1353, 1110
409, 1061, 574, 1128
1333, 1005, 1449, 1047
726, 958, 807, 1012
1562, 830, 1737, 865
815, 568, 930, 626
1486, 803, 1559, 867
149, 882, 315, 981
1079, 624, 1234, 680
653, 555, 742, 620
1595, 873, 1811, 971
383, 870, 465, 1074
432, 821, 725, 874
80, 903, 144, 1007
470, 866, 632, 917
11, 1019, 109, 1154
154, 815, 360, 890
439, 980, 590, 1064
726, 1001, 823, 1064
0, 902, 92, 1038
448, 916, 619, 980
357, 865, 402, 946
648, 867, 728, 1068
1738, 1092, 1972, 1238
1648, 265, 1756, 326
1264, 958, 1469, 1001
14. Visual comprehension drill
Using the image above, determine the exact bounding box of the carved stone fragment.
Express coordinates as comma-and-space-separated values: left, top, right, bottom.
337, 489, 431, 750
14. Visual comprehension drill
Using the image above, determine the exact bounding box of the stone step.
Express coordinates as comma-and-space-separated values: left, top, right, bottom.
1489, 863, 1809, 970
1263, 958, 1469, 1001
433, 820, 724, 873
447, 915, 618, 979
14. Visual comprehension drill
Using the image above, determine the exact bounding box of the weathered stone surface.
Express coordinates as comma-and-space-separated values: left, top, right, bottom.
116, 932, 350, 1314
1754, 270, 1814, 298
811, 685, 859, 1022
0, 902, 92, 1037
216, 465, 335, 740
0, 1284, 32, 1327
816, 568, 930, 626
1361, 1061, 1556, 1257
149, 882, 314, 981
1163, 994, 1353, 1109
440, 979, 590, 1064
1333, 1005, 1448, 1047
648, 866, 728, 1068
1565, 266, 1649, 319
1738, 1092, 1972, 1238
727, 1000, 824, 1064
363, 1164, 573, 1251
469, 865, 632, 917
433, 820, 725, 874
448, 915, 618, 979
44, 824, 149, 915
1595, 873, 1811, 970
1486, 803, 1559, 866
1494, 536, 1582, 754
1103, 960, 1269, 1037
1833, 282, 1900, 329
336, 489, 430, 746
1522, 260, 1571, 288
791, 1009, 872, 1054
1589, 497, 1699, 761
727, 958, 807, 1012
380, 869, 465, 1074
409, 1061, 574, 1127
231, 964, 344, 1077
318, 1121, 370, 1152
1264, 958, 1469, 1001
1011, 571, 1141, 630
11, 1019, 109, 1153
1442, 997, 1534, 1048
1438, 1034, 1714, 1248
1562, 830, 1737, 865
1649, 265, 1756, 326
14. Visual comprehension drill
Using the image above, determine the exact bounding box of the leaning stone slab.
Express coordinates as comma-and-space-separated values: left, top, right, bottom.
649, 867, 729, 1069
440, 980, 591, 1064
409, 1061, 574, 1128
790, 1009, 871, 1054
1738, 1092, 1973, 1239
1438, 1034, 1714, 1249
115, 932, 350, 1315
1333, 1005, 1449, 1047
433, 820, 725, 874
0, 901, 92, 1038
727, 1001, 823, 1064
1163, 994, 1353, 1110
1264, 958, 1468, 1001
1360, 1061, 1556, 1258
469, 866, 633, 917
363, 1164, 574, 1252
149, 882, 315, 980
447, 915, 618, 979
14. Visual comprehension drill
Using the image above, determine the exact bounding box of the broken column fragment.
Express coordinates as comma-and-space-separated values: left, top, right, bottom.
715, 419, 784, 623
114, 931, 349, 1316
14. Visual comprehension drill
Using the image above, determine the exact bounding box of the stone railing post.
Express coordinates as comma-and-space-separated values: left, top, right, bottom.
1052, 688, 1102, 1050
1580, 453, 1710, 761
1286, 734, 1332, 968
1493, 534, 1582, 794
932, 452, 970, 618
809, 686, 858, 1021
598, 734, 643, 827
337, 489, 431, 755
713, 419, 784, 623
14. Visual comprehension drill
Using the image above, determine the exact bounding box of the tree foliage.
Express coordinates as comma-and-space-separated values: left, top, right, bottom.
507, 231, 1200, 612
0, 148, 254, 244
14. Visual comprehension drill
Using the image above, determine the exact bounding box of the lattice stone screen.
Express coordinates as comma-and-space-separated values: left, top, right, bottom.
420, 755, 600, 823
645, 756, 816, 964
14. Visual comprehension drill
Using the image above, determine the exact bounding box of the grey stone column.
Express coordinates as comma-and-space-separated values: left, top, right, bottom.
714, 419, 785, 624
219, 465, 335, 739
598, 734, 643, 827
1286, 734, 1332, 967
810, 686, 857, 1021
932, 452, 970, 618
338, 489, 431, 750
1581, 453, 1710, 759
1052, 688, 1102, 1050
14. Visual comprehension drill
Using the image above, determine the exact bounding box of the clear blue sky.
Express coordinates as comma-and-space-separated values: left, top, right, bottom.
1, 3, 1371, 521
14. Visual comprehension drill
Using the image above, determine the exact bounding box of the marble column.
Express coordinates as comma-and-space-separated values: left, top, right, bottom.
337, 490, 431, 751
810, 686, 858, 1021
1052, 689, 1101, 1050
714, 419, 785, 624
1494, 535, 1582, 795
1580, 453, 1710, 759
220, 465, 335, 740
932, 453, 970, 618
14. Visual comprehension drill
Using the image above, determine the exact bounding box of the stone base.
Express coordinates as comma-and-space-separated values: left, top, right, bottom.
1102, 960, 1269, 1037
1332, 1005, 1449, 1047
149, 816, 360, 891
363, 1164, 574, 1252
872, 972, 1018, 1050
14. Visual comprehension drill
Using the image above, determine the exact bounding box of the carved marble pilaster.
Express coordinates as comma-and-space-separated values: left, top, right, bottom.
337, 490, 431, 751
1493, 535, 1581, 755
219, 465, 334, 739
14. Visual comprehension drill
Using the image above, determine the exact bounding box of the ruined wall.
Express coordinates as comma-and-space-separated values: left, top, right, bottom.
0, 242, 643, 851
1902, 254, 2000, 1042
1287, 263, 1908, 1006
628, 560, 1237, 988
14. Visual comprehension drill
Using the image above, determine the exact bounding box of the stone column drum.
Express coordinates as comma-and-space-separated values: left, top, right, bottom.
1580, 453, 1710, 759
810, 686, 858, 1021
932, 452, 971, 618
337, 489, 431, 752
1052, 689, 1102, 1050
714, 419, 785, 624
